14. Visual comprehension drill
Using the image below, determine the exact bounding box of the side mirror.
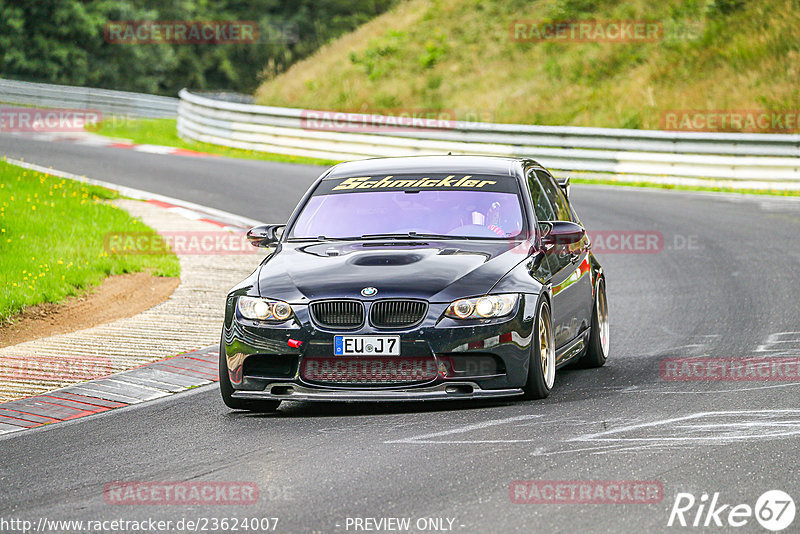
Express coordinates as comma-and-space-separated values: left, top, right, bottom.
541, 221, 585, 246
246, 224, 285, 247
556, 176, 571, 198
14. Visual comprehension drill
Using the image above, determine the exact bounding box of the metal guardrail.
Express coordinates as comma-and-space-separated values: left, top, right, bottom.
178, 89, 800, 182
0, 78, 177, 118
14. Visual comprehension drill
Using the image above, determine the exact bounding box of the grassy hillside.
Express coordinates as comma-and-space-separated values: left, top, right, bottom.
255, 0, 800, 130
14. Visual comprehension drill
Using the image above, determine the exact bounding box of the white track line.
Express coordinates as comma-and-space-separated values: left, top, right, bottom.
384, 414, 541, 444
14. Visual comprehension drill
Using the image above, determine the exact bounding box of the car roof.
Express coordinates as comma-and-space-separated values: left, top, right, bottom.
323, 155, 541, 180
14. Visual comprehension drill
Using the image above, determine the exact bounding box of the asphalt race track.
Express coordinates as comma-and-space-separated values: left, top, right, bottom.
1, 134, 800, 532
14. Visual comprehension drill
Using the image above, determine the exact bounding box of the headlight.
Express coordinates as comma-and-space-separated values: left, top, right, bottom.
445, 294, 518, 320
237, 296, 294, 322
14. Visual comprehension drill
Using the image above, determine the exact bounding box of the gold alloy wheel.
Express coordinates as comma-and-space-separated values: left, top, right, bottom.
597, 281, 610, 357
539, 305, 556, 388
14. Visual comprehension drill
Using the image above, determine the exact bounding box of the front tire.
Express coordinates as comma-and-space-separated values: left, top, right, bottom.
219, 337, 281, 412
523, 298, 555, 399
576, 277, 609, 368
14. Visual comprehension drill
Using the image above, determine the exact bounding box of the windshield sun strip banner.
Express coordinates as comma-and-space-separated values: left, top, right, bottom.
316, 174, 519, 195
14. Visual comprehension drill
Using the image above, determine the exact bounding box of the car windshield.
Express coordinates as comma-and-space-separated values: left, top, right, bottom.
288, 174, 525, 240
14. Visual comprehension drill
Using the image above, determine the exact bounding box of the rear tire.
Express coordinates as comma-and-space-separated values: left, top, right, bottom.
219, 337, 281, 412
576, 277, 609, 368
523, 299, 555, 399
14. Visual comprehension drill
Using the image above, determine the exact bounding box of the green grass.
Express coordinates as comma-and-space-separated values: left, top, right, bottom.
91, 118, 338, 167
0, 159, 180, 322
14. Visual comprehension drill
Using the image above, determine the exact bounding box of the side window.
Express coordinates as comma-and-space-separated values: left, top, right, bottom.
535, 170, 571, 221
527, 170, 555, 222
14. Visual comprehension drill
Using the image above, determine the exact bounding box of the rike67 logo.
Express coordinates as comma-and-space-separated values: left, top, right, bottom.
668, 490, 795, 531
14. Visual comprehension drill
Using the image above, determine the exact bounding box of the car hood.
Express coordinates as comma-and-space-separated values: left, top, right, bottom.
257, 240, 529, 303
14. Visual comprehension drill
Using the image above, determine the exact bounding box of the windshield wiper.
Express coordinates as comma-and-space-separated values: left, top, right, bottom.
286, 235, 362, 242
289, 232, 477, 242
360, 232, 460, 240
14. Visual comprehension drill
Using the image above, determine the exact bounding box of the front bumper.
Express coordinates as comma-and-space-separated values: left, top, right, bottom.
222, 295, 537, 402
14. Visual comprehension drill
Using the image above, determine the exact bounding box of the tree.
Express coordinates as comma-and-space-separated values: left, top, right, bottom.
0, 0, 397, 95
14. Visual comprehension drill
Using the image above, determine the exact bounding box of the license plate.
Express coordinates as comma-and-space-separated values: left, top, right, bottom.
334, 335, 400, 356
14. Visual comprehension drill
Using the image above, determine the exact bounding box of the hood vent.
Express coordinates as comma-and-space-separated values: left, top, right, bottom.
351, 254, 423, 266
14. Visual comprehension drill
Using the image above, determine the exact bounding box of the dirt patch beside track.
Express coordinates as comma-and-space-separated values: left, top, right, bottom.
0, 272, 179, 348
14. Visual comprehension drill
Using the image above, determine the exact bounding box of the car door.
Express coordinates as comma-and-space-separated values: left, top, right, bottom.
535, 170, 593, 351
526, 169, 576, 351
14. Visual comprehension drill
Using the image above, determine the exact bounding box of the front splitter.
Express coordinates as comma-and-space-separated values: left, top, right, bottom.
232, 382, 524, 402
